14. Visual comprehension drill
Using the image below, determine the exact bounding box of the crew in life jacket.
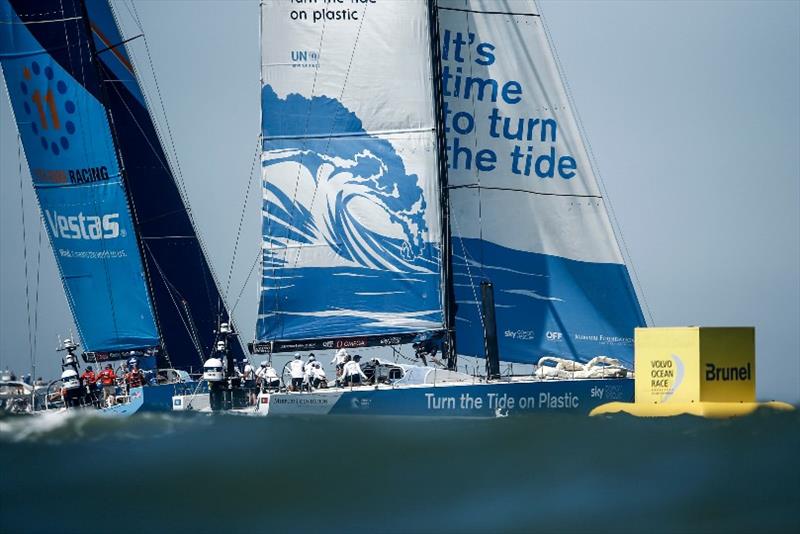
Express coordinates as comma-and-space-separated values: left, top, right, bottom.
341, 355, 368, 387
125, 362, 145, 390
80, 366, 98, 406
97, 364, 117, 406
288, 354, 305, 391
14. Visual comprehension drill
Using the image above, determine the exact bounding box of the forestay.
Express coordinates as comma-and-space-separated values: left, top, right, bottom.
258, 0, 446, 345
436, 0, 645, 366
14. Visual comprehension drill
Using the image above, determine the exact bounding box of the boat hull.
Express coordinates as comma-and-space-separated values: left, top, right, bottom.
244, 378, 634, 417
38, 383, 189, 417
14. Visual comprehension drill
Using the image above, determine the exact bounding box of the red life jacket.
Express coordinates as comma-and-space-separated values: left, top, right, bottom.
126, 370, 143, 388
81, 371, 96, 384
99, 369, 116, 385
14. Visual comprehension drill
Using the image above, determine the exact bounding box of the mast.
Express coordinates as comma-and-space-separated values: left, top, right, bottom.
428, 0, 458, 371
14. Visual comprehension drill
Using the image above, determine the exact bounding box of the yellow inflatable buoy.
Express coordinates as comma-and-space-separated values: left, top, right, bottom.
590, 401, 795, 419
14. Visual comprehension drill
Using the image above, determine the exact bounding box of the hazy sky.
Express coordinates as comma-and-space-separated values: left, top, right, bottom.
1, 0, 798, 402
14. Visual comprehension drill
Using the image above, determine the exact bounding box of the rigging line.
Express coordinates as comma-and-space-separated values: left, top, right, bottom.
126, 0, 189, 203
17, 135, 34, 372
537, 1, 654, 326
31, 217, 43, 377
231, 248, 263, 316
226, 137, 261, 297
293, 1, 371, 273
449, 207, 485, 335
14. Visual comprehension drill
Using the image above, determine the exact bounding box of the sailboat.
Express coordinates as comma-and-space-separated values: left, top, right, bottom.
0, 0, 245, 413
240, 0, 645, 416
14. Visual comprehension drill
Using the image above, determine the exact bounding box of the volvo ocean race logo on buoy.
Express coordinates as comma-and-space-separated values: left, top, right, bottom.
649, 353, 685, 402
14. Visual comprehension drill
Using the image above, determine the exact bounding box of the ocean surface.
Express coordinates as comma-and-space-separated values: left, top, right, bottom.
1, 409, 798, 533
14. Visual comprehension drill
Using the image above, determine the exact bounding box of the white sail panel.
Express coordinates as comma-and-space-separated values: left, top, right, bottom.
438, 0, 645, 366
258, 0, 444, 343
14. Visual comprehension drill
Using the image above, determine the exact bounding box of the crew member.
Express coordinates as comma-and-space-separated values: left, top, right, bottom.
304, 354, 317, 391
341, 355, 367, 387
256, 362, 280, 392
331, 349, 348, 379
310, 362, 327, 389
242, 358, 257, 404
97, 364, 117, 406
125, 362, 145, 390
81, 366, 98, 405
288, 354, 305, 392
118, 361, 130, 394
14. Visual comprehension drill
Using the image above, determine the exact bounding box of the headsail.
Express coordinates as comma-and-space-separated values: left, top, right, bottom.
1, 0, 244, 371
257, 0, 446, 348
0, 0, 158, 352
436, 0, 645, 366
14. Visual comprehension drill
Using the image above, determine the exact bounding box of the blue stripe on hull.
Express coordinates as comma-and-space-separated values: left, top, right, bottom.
319, 379, 633, 417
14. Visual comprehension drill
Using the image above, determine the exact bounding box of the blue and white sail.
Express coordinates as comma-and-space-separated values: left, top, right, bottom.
436, 0, 645, 366
1, 0, 245, 371
258, 0, 445, 345
0, 0, 158, 352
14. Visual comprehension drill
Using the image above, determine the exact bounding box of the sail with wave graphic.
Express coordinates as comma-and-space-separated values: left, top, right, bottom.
257, 1, 445, 344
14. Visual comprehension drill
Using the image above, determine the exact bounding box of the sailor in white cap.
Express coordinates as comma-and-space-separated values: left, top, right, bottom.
288, 353, 305, 391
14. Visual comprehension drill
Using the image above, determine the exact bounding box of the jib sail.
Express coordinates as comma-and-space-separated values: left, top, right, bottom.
0, 0, 158, 352
436, 0, 645, 366
1, 0, 244, 370
256, 0, 446, 349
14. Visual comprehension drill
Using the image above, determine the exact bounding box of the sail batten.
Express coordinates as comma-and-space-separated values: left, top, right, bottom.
257, 0, 446, 344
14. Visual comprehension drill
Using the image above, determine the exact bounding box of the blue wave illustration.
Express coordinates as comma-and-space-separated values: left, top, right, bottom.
261, 86, 434, 273
257, 86, 444, 340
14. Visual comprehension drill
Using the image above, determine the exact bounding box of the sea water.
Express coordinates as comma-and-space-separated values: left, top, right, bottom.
1, 410, 798, 533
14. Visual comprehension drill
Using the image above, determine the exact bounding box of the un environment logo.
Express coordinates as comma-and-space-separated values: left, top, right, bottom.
20, 61, 77, 156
